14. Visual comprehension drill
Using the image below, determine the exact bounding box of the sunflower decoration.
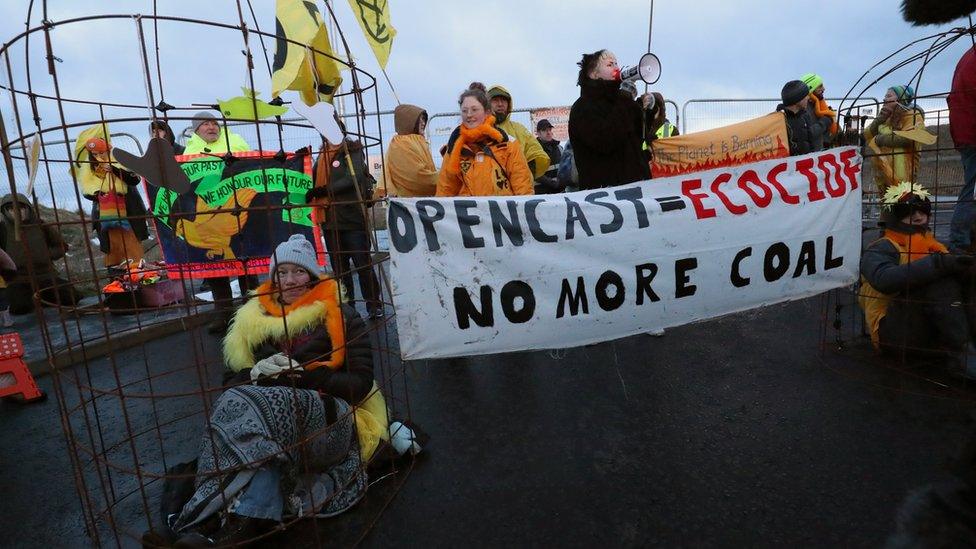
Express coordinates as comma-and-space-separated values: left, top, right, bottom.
881, 181, 931, 211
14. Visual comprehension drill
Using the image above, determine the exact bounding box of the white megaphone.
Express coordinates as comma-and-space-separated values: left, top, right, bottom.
619, 52, 662, 85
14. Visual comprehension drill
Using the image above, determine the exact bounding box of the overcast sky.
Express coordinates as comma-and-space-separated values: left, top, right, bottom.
0, 0, 971, 149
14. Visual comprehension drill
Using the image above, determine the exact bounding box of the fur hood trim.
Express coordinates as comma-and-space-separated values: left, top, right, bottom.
223, 277, 346, 372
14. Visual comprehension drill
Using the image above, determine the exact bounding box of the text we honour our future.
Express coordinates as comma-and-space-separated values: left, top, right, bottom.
390, 150, 859, 330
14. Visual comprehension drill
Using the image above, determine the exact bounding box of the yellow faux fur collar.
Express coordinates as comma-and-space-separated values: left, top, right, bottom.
223, 277, 346, 372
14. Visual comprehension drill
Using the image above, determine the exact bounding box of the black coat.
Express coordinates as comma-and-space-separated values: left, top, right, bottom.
226, 303, 375, 404
309, 143, 374, 232
860, 237, 946, 294
0, 194, 66, 280
539, 138, 562, 175
778, 105, 822, 156
568, 77, 651, 189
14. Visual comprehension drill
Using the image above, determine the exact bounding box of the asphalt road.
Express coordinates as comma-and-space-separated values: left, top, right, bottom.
1, 295, 973, 548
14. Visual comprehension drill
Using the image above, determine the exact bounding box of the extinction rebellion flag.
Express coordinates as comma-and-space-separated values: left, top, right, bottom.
347, 0, 396, 69
146, 150, 326, 278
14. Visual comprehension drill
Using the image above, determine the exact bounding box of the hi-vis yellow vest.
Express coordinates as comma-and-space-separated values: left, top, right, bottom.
858, 237, 909, 350
656, 121, 677, 139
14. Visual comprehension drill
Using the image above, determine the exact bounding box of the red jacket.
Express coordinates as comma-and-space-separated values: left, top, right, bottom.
949, 46, 976, 149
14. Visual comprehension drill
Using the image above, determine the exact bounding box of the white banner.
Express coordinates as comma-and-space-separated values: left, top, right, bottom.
388, 147, 863, 359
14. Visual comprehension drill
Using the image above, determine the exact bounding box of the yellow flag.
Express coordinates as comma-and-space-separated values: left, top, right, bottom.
272, 0, 344, 105
347, 0, 396, 69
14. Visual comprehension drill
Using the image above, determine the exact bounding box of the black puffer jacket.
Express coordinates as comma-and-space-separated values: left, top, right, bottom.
778, 105, 822, 156
569, 77, 651, 189
860, 237, 947, 294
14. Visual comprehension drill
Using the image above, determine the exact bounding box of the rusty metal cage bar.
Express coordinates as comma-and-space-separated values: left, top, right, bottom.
0, 3, 417, 546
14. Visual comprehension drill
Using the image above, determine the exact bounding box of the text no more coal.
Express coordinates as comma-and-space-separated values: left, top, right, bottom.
452, 235, 845, 330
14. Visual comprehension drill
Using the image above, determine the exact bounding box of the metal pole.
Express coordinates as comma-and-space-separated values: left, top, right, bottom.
326, 0, 347, 118
646, 0, 654, 53
645, 0, 654, 95
0, 111, 22, 240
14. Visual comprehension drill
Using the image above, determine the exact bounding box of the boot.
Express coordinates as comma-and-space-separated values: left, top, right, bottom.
173, 531, 215, 548
367, 302, 385, 320
946, 344, 976, 382
207, 310, 233, 336
171, 514, 220, 547
211, 514, 276, 547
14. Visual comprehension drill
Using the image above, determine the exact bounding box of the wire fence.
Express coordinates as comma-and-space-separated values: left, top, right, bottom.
4, 96, 963, 211
426, 100, 681, 169
0, 132, 146, 211
3, 100, 685, 210
0, 8, 420, 546
681, 97, 883, 134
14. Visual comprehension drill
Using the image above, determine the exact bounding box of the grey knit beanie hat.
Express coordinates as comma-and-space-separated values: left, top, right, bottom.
270, 234, 322, 276
191, 111, 217, 132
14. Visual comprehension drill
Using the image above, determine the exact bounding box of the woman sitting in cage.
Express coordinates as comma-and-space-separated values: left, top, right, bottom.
171, 234, 389, 545
859, 182, 976, 381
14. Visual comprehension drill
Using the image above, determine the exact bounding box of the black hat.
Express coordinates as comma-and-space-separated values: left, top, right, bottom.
888, 194, 932, 221
901, 0, 976, 25
781, 80, 809, 106
536, 119, 554, 132
886, 190, 932, 222
881, 182, 933, 232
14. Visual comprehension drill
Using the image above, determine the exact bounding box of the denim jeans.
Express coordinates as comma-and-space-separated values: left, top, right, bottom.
948, 147, 976, 251
233, 467, 283, 521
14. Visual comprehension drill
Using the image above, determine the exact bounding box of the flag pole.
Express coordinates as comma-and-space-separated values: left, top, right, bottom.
326, 0, 346, 118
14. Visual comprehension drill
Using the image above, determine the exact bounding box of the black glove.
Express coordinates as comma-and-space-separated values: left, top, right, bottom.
939, 253, 975, 273
304, 186, 328, 203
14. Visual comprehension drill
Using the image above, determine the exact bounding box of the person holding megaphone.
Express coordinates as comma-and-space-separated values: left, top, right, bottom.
569, 49, 666, 190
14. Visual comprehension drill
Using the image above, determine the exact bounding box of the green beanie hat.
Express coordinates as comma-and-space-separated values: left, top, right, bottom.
801, 73, 823, 92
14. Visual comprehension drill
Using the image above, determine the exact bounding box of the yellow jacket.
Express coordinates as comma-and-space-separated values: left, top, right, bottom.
863, 107, 929, 191
488, 85, 551, 179
183, 128, 251, 155
71, 124, 131, 197
858, 237, 907, 350
386, 105, 438, 197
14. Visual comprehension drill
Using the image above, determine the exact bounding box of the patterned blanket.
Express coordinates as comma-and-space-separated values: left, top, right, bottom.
175, 385, 367, 530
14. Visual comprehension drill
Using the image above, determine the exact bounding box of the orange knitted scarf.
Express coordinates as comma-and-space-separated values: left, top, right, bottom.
810, 94, 839, 136
884, 229, 947, 263
257, 277, 346, 370
446, 115, 504, 175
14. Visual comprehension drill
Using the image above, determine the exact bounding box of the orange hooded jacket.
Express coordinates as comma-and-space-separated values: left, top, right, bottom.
436, 116, 534, 197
